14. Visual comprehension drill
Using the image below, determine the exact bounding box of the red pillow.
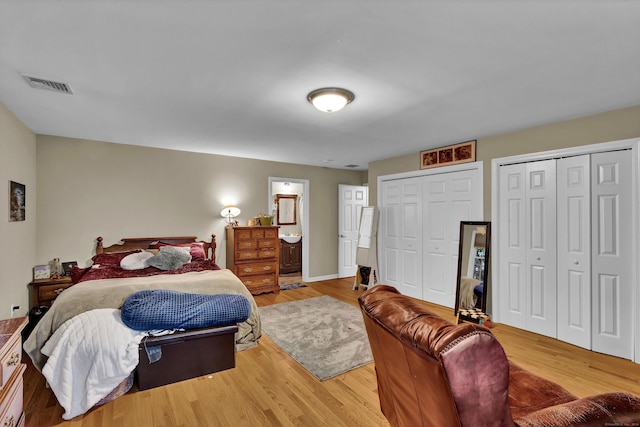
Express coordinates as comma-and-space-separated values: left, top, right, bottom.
91, 250, 142, 267
150, 242, 206, 260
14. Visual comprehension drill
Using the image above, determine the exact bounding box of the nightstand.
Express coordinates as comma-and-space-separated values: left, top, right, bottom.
28, 276, 74, 308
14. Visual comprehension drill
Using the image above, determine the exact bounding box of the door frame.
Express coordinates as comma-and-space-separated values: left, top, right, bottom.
268, 177, 310, 283
491, 137, 640, 364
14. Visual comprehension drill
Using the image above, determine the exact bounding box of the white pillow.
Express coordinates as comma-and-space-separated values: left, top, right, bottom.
120, 251, 155, 270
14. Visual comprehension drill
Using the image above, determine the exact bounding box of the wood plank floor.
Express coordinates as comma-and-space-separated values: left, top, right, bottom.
24, 277, 640, 426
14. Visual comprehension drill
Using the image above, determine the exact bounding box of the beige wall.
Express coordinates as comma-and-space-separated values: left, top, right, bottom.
36, 136, 365, 279
0, 103, 37, 319
369, 105, 640, 216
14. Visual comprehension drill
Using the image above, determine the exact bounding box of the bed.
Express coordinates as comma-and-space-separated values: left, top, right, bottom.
23, 234, 261, 419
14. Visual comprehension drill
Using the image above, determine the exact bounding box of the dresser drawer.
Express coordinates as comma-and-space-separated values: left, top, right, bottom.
38, 283, 71, 304
0, 364, 25, 427
242, 274, 277, 288
0, 335, 21, 390
263, 228, 278, 239
236, 240, 257, 250
257, 239, 277, 249
237, 250, 259, 260
236, 261, 278, 277
257, 249, 277, 259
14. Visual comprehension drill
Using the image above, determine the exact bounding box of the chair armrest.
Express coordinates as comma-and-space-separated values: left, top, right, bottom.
513, 392, 640, 427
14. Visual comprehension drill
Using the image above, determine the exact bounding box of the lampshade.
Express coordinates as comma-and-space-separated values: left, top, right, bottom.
221, 206, 241, 223
307, 87, 355, 113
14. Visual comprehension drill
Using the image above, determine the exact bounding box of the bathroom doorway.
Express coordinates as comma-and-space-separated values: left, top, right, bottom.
268, 177, 310, 284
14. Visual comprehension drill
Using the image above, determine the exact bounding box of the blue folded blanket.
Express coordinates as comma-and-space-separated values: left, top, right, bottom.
121, 289, 251, 331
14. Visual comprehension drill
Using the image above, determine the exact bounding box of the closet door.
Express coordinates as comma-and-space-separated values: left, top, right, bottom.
525, 160, 557, 338
498, 160, 556, 335
591, 150, 633, 360
498, 163, 527, 329
422, 170, 481, 308
380, 178, 423, 299
557, 155, 591, 349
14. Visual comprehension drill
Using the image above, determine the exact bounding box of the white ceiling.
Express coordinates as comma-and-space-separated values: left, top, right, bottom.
1, 1, 639, 171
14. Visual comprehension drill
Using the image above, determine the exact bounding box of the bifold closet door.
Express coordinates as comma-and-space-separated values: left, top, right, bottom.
498, 160, 556, 337
380, 177, 423, 299
557, 155, 591, 349
498, 164, 527, 329
591, 150, 633, 360
524, 160, 557, 338
422, 171, 481, 308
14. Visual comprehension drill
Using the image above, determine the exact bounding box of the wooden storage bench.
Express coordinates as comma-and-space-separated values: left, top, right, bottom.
136, 324, 238, 390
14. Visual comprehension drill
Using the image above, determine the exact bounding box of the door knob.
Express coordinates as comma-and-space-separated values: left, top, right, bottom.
574, 261, 579, 265
340, 234, 347, 238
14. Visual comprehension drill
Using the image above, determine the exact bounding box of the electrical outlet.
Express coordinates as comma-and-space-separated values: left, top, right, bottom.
10, 304, 20, 317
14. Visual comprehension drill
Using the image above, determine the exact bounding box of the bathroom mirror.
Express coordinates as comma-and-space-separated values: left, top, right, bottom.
276, 194, 297, 225
454, 221, 491, 315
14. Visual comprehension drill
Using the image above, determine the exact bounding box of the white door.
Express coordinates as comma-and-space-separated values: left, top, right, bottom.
338, 185, 368, 278
525, 160, 557, 338
591, 150, 633, 360
557, 155, 591, 349
380, 178, 422, 299
498, 164, 527, 329
422, 171, 482, 307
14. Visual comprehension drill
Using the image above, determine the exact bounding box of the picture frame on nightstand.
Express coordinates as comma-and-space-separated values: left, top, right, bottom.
33, 264, 51, 280
62, 261, 78, 276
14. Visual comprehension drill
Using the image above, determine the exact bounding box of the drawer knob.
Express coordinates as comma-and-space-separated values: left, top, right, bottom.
4, 414, 15, 427
7, 352, 20, 366
54, 288, 65, 295
263, 266, 272, 271
243, 267, 253, 273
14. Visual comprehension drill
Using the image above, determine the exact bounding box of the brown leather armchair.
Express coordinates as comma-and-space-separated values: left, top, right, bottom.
358, 285, 640, 427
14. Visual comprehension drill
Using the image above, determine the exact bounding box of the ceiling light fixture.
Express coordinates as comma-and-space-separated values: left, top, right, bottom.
307, 87, 354, 113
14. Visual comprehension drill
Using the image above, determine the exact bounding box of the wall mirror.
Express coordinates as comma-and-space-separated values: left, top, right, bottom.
454, 221, 491, 315
276, 194, 297, 225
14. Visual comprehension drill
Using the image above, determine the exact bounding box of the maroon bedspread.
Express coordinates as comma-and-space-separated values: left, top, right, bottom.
72, 259, 220, 284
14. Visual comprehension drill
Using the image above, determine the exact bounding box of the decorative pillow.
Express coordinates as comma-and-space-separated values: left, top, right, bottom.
121, 289, 251, 330
150, 242, 206, 260
91, 250, 141, 267
147, 245, 192, 271
120, 251, 155, 270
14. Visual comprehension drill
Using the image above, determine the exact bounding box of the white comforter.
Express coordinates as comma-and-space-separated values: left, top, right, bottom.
41, 309, 146, 420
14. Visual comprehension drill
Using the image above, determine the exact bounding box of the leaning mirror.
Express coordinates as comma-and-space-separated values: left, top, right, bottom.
276, 194, 297, 225
454, 221, 491, 315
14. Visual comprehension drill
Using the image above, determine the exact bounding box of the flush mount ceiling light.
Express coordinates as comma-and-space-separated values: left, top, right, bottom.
307, 87, 354, 113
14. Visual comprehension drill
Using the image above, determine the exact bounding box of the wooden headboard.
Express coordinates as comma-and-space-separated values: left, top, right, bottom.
96, 234, 217, 264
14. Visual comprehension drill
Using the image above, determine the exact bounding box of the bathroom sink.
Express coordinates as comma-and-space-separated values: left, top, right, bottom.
279, 235, 301, 244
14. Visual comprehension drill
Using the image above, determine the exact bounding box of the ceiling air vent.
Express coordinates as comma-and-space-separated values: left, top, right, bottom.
344, 164, 359, 168
22, 75, 73, 94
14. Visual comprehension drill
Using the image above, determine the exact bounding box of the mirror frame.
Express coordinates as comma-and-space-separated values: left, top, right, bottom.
454, 221, 491, 315
276, 194, 297, 225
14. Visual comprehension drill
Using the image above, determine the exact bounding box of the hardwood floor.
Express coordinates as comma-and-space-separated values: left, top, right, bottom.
24, 277, 640, 426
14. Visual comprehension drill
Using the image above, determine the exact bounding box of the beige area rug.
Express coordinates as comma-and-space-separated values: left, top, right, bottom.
259, 296, 373, 381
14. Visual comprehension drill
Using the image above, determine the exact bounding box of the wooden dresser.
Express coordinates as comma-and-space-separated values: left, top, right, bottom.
226, 226, 280, 295
0, 317, 27, 427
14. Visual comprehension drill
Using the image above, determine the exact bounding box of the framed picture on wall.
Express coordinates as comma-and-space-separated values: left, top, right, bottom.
420, 140, 476, 170
9, 180, 26, 221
